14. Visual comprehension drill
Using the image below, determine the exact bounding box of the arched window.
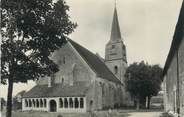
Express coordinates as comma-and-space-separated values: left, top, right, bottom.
64, 98, 68, 108
62, 78, 64, 84
29, 99, 32, 107
69, 98, 73, 108
44, 99, 47, 107
33, 99, 36, 107
80, 98, 84, 108
40, 99, 43, 107
90, 100, 93, 109
100, 83, 105, 96
114, 66, 118, 74
71, 63, 77, 84
74, 98, 79, 108
36, 99, 39, 108
25, 99, 28, 107
59, 98, 63, 108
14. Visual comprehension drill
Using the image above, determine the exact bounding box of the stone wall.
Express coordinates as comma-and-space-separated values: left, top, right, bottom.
164, 37, 184, 116
87, 77, 130, 111
105, 60, 127, 83
105, 41, 127, 83
37, 42, 96, 86
178, 37, 184, 117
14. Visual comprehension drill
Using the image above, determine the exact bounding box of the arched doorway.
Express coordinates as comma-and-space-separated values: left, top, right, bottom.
49, 100, 57, 112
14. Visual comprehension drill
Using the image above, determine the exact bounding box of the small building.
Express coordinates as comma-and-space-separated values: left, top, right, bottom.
163, 1, 184, 116
22, 6, 132, 113
150, 92, 164, 109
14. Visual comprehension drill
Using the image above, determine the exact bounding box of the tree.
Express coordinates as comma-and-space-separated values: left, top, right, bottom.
1, 0, 77, 117
125, 61, 163, 109
1, 98, 6, 111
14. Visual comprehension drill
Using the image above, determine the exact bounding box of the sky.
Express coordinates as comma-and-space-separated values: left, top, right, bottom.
0, 0, 183, 99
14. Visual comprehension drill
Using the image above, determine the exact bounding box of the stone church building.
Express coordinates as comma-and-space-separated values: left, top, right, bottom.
22, 7, 132, 113
163, 1, 184, 116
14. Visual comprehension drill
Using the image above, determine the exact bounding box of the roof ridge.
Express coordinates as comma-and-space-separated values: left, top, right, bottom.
67, 39, 100, 76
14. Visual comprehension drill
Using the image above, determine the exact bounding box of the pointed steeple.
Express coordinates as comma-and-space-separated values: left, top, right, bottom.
110, 6, 122, 41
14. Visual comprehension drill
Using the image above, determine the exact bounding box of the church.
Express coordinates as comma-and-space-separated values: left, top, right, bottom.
22, 6, 132, 113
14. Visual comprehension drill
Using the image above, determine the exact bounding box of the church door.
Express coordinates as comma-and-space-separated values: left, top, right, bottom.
49, 100, 57, 112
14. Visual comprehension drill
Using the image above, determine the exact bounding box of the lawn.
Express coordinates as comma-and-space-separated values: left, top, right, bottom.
9, 110, 129, 117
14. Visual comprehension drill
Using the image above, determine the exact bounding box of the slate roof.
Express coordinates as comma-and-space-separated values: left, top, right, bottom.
23, 82, 89, 98
68, 39, 122, 84
163, 1, 184, 75
111, 7, 122, 41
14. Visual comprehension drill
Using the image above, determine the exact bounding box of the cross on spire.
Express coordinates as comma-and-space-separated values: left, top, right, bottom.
114, 0, 117, 7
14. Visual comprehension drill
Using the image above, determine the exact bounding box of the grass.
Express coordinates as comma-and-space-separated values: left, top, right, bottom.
1, 109, 162, 117
10, 110, 129, 117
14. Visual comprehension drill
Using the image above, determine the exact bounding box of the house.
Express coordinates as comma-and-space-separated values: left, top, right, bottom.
163, 1, 184, 116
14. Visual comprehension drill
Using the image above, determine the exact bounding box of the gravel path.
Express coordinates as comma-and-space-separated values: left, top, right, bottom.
127, 112, 162, 117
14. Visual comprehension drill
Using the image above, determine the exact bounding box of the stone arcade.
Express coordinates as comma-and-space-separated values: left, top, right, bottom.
22, 6, 132, 113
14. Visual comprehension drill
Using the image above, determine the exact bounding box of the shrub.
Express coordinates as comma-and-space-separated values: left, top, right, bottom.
57, 114, 63, 117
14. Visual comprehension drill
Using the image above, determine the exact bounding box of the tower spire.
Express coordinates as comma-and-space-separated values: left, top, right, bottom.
114, 0, 117, 8
110, 3, 122, 41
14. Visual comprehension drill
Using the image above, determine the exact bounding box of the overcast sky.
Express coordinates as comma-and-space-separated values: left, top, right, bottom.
0, 0, 183, 99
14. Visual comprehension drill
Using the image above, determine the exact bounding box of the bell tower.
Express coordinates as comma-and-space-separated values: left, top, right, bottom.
105, 6, 127, 83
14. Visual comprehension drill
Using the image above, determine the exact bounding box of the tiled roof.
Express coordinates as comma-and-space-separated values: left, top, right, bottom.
23, 82, 89, 98
68, 39, 122, 84
163, 1, 184, 75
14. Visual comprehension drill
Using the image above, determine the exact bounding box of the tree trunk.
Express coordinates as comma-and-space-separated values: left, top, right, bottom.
147, 96, 151, 109
145, 96, 148, 108
140, 96, 146, 109
136, 98, 140, 110
6, 78, 14, 117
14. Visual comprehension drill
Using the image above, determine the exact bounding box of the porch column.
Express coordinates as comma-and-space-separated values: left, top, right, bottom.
68, 98, 71, 108
31, 99, 33, 109
84, 97, 86, 109
62, 98, 65, 109
72, 97, 75, 109
27, 99, 29, 108
78, 97, 80, 109
39, 99, 41, 108
79, 97, 84, 108
22, 99, 25, 109
67, 97, 69, 109
34, 99, 36, 108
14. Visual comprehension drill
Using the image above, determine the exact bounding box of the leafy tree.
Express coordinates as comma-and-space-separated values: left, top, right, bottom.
1, 0, 77, 117
125, 61, 163, 109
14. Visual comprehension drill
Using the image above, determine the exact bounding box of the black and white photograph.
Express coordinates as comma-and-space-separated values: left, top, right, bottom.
0, 0, 184, 117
